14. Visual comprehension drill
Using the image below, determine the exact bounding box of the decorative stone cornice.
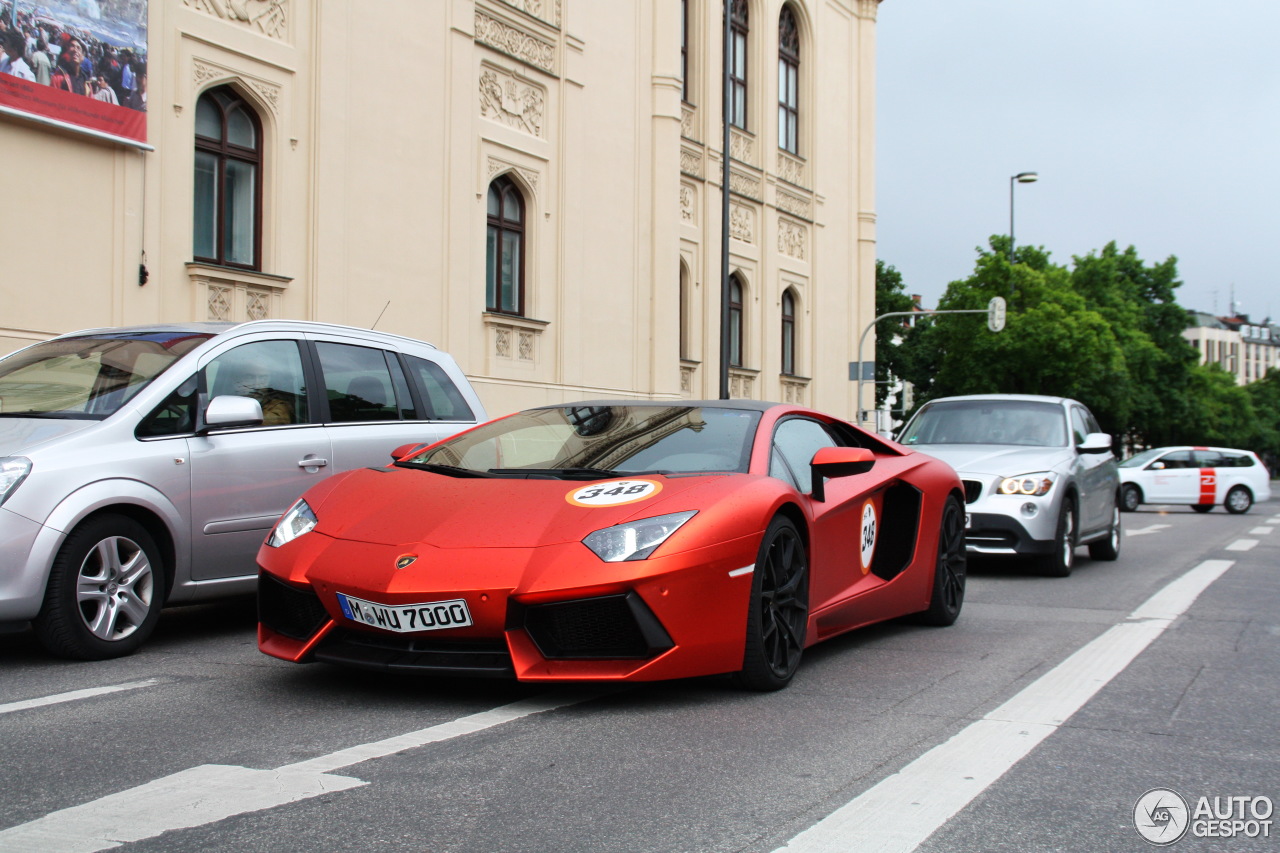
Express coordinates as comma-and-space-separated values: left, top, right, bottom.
183, 0, 289, 40
497, 0, 561, 28
475, 9, 557, 75
192, 59, 281, 115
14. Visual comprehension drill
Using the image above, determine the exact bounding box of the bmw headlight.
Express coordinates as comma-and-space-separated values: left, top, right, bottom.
582, 511, 698, 562
268, 499, 318, 547
999, 472, 1055, 496
0, 457, 31, 506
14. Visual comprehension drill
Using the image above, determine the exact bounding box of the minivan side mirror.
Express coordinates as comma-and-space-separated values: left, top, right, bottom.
202, 395, 264, 432
1078, 432, 1113, 454
810, 446, 875, 502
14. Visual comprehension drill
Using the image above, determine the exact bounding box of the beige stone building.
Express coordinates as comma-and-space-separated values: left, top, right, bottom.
0, 0, 881, 420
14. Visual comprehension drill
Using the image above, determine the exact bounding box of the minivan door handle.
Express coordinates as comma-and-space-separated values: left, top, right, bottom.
298, 457, 329, 470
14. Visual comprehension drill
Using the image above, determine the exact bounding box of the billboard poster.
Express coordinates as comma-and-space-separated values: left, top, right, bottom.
0, 0, 148, 145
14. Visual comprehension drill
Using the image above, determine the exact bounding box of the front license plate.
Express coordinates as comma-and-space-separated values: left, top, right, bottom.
336, 592, 473, 633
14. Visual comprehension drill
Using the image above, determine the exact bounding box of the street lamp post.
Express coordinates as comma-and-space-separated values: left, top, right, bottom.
1008, 171, 1038, 265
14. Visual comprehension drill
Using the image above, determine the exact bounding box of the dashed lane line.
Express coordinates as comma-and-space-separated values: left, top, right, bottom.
0, 690, 603, 853
771, 559, 1237, 853
1226, 539, 1258, 551
0, 680, 160, 716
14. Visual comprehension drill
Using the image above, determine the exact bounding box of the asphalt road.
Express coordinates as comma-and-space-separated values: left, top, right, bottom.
1, 499, 1277, 853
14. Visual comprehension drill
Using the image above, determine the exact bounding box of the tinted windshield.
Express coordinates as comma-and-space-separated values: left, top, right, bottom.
899, 400, 1068, 447
0, 333, 211, 419
403, 405, 761, 477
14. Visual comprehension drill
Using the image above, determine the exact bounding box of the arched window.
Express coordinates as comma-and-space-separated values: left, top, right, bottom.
781, 289, 796, 375
729, 275, 744, 367
194, 86, 263, 269
486, 176, 525, 315
729, 0, 748, 129
778, 6, 799, 154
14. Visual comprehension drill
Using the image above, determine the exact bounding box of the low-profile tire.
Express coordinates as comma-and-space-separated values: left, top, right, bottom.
1037, 498, 1077, 578
1120, 483, 1142, 513
1088, 504, 1122, 561
1190, 504, 1213, 514
734, 516, 809, 691
33, 515, 164, 660
1224, 486, 1253, 515
915, 495, 967, 626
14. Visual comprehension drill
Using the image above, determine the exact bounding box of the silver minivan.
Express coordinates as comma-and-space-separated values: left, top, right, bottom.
0, 320, 486, 659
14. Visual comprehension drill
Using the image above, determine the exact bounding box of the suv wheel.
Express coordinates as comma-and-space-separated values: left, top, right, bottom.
1037, 499, 1077, 578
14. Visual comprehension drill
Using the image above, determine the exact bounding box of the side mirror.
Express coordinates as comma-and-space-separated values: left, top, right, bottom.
201, 395, 264, 432
1148, 461, 1166, 470
1077, 432, 1113, 455
810, 446, 875, 501
391, 442, 432, 461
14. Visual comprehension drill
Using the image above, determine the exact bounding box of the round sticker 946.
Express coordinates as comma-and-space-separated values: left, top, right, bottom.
567, 479, 663, 507
860, 499, 877, 573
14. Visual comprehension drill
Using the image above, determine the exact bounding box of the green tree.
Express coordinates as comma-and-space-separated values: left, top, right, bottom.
873, 260, 917, 408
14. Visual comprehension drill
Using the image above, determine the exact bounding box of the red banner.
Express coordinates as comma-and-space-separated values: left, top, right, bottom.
0, 72, 145, 142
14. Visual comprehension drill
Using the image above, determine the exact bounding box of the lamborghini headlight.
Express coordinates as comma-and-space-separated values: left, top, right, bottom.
267, 499, 318, 547
582, 511, 697, 562
998, 472, 1055, 497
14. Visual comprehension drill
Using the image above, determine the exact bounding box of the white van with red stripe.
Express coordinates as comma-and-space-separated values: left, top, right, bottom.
1118, 445, 1272, 514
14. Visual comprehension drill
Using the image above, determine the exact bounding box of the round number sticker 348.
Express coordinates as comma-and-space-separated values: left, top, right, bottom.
567, 479, 663, 507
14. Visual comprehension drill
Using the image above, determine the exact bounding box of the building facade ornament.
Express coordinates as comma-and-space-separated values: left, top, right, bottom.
183, 0, 289, 39
479, 67, 546, 137
775, 187, 812, 221
730, 203, 754, 243
496, 0, 562, 28
192, 59, 281, 115
680, 183, 696, 222
475, 10, 557, 75
680, 146, 703, 179
777, 217, 807, 260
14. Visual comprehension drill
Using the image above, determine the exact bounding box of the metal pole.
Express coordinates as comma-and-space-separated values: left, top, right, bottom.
1009, 174, 1016, 266
719, 1, 733, 400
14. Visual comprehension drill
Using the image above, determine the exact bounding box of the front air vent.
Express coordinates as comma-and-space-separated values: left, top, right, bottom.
258, 573, 329, 640
520, 592, 674, 660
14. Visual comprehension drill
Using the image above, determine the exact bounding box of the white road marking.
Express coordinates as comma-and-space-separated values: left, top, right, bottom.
1249, 526, 1272, 535
0, 691, 601, 853
1225, 539, 1258, 551
0, 680, 159, 716
771, 559, 1236, 853
1125, 524, 1170, 537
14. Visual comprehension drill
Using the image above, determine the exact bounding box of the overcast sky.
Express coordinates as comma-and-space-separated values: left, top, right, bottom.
874, 0, 1280, 322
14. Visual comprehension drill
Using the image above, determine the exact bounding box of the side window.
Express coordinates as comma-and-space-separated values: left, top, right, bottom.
1155, 450, 1194, 469
1194, 450, 1225, 468
1069, 407, 1089, 444
404, 354, 475, 422
203, 340, 308, 426
769, 417, 838, 494
315, 342, 403, 423
137, 375, 198, 438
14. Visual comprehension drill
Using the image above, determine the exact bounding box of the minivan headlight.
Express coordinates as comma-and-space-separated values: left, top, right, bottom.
582, 511, 697, 562
0, 457, 32, 506
268, 499, 318, 547
999, 472, 1055, 496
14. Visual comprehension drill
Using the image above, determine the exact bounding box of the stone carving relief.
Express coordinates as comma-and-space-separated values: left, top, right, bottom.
184, 0, 288, 40
778, 217, 807, 260
681, 105, 696, 141
680, 183, 696, 222
207, 285, 232, 321
776, 188, 812, 220
777, 151, 806, 188
680, 146, 703, 179
855, 0, 880, 20
497, 0, 562, 28
729, 169, 761, 201
479, 68, 545, 137
730, 128, 755, 166
475, 10, 556, 75
730, 203, 754, 243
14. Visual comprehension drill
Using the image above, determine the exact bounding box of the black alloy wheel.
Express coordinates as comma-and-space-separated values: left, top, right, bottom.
735, 516, 809, 691
1038, 498, 1077, 578
1088, 504, 1122, 561
916, 494, 967, 626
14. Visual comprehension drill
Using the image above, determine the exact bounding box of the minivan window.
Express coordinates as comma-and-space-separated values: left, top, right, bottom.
404, 354, 474, 421
316, 342, 406, 423
0, 334, 210, 419
206, 340, 309, 426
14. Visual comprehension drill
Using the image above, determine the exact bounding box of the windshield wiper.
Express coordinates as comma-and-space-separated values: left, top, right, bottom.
393, 461, 496, 478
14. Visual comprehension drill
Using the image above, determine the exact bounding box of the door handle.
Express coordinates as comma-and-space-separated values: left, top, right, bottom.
298, 457, 329, 469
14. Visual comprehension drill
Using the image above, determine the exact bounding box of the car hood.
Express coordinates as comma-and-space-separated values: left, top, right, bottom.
0, 417, 97, 456
309, 467, 729, 549
910, 444, 1073, 477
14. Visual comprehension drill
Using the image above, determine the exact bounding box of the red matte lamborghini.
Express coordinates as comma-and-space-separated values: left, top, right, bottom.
257, 400, 966, 690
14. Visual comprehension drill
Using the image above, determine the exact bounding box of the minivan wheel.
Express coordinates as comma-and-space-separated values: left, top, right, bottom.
1225, 486, 1253, 515
33, 515, 164, 660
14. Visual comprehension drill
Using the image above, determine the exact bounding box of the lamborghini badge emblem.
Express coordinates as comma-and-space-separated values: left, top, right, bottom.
395, 554, 418, 569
